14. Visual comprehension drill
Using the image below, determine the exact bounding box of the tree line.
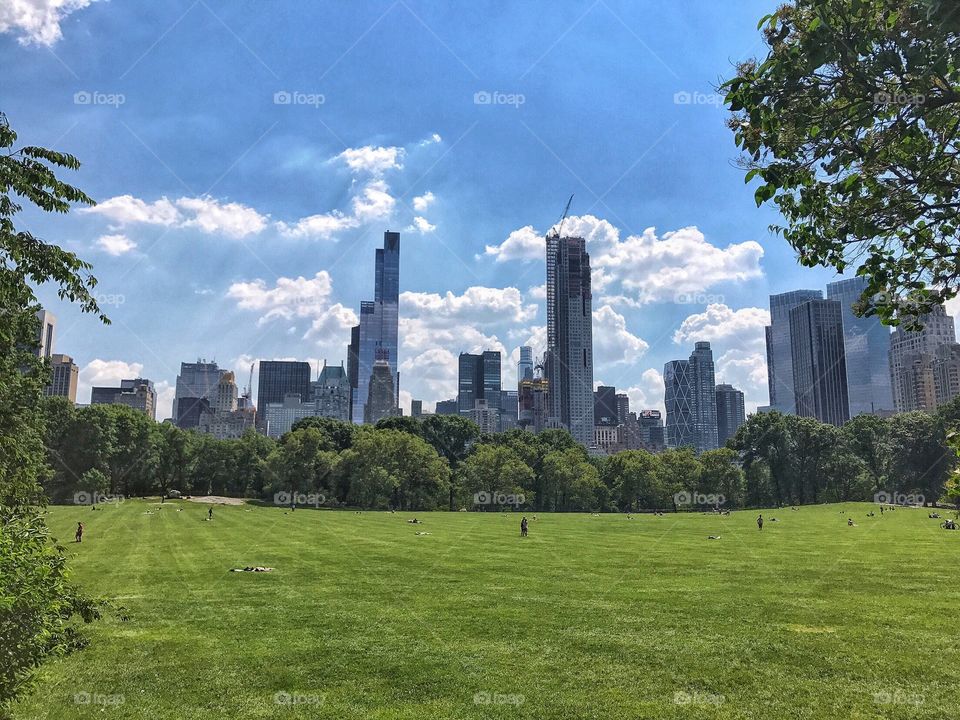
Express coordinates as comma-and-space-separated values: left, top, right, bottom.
40, 397, 960, 512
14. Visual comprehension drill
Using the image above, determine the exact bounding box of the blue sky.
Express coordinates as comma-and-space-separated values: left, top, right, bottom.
3, 0, 853, 419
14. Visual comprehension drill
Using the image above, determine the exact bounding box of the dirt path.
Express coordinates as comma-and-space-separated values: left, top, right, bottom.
185, 495, 247, 506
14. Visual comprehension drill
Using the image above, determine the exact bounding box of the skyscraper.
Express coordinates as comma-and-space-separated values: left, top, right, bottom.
410, 399, 423, 417
664, 342, 719, 452
350, 231, 400, 424
500, 389, 519, 430
91, 378, 156, 420
364, 356, 398, 424
257, 361, 311, 428
45, 353, 78, 402
789, 299, 849, 426
615, 393, 630, 425
313, 361, 351, 422
689, 342, 719, 451
766, 289, 823, 413
889, 304, 957, 412
518, 346, 534, 382
637, 409, 665, 453
932, 343, 960, 407
173, 360, 225, 424
594, 385, 617, 426
825, 277, 894, 415
545, 235, 594, 445
715, 383, 745, 446
664, 360, 694, 449
34, 308, 56, 359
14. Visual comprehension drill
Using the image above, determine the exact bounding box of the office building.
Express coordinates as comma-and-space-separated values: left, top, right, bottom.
826, 277, 895, 415
594, 385, 618, 426
457, 350, 502, 413
349, 231, 400, 424
467, 398, 500, 434
91, 378, 156, 420
198, 372, 256, 439
262, 394, 315, 439
766, 290, 823, 413
312, 361, 351, 422
410, 400, 423, 417
544, 235, 594, 445
637, 410, 665, 453
789, 299, 849, 426
518, 377, 550, 433
257, 360, 311, 429
593, 424, 624, 454
616, 393, 630, 425
500, 389, 519, 430
664, 342, 718, 452
435, 399, 459, 415
173, 360, 225, 424
933, 343, 960, 407
45, 353, 78, 402
890, 304, 957, 412
518, 346, 534, 383
364, 356, 398, 424
715, 383, 746, 446
664, 360, 694, 449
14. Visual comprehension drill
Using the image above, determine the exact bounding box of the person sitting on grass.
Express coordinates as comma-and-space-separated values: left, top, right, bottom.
942, 518, 956, 530
407, 518, 420, 524
848, 518, 856, 527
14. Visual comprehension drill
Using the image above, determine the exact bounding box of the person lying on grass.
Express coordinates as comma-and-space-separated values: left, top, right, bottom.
230, 567, 274, 572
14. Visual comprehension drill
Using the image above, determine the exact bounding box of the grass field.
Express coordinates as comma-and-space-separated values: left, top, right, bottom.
11, 500, 959, 719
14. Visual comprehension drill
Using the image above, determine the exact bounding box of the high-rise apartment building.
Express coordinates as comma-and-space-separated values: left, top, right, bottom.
410, 400, 423, 417
715, 383, 745, 446
933, 343, 960, 407
637, 410, 665, 453
518, 346, 534, 383
615, 393, 630, 425
349, 231, 400, 424
173, 360, 225, 426
766, 290, 823, 413
364, 357, 398, 424
789, 299, 849, 426
544, 235, 594, 445
889, 304, 957, 412
45, 353, 78, 402
825, 277, 894, 415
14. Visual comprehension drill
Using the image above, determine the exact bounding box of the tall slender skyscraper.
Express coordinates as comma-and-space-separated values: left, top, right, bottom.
825, 277, 894, 415
350, 231, 400, 424
715, 383, 746, 446
518, 346, 534, 382
789, 299, 849, 426
594, 385, 617, 426
766, 290, 823, 413
458, 351, 502, 413
545, 235, 594, 445
34, 308, 56, 359
174, 360, 225, 424
664, 360, 694, 449
665, 342, 719, 452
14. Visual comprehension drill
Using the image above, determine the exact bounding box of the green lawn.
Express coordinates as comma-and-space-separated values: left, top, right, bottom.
11, 500, 959, 719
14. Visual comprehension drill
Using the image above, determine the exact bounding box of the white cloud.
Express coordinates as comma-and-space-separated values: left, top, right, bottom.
302, 302, 358, 340
672, 304, 769, 347
399, 348, 459, 402
412, 191, 436, 212
277, 210, 357, 239
175, 197, 268, 238
81, 195, 181, 226
226, 271, 334, 324
95, 233, 136, 256
527, 284, 546, 300
400, 287, 537, 326
351, 179, 396, 221
336, 145, 404, 175
716, 349, 768, 413
154, 380, 175, 421
83, 194, 267, 238
623, 368, 665, 416
411, 216, 435, 233
0, 0, 95, 46
597, 226, 764, 304
483, 225, 543, 262
592, 305, 649, 366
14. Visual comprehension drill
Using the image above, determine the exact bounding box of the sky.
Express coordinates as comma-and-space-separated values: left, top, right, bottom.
2, 0, 868, 420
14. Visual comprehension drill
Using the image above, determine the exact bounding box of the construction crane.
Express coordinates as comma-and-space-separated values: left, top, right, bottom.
547, 194, 574, 239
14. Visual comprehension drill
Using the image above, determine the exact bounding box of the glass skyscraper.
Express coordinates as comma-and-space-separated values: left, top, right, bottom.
766, 289, 823, 413
349, 231, 400, 424
664, 360, 694, 449
458, 351, 502, 413
518, 346, 534, 382
715, 383, 745, 446
789, 299, 849, 426
665, 342, 719, 452
825, 277, 894, 415
256, 361, 312, 417
545, 235, 594, 446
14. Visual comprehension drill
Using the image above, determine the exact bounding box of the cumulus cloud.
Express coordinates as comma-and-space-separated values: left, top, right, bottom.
82, 194, 267, 238
276, 210, 357, 239
335, 145, 404, 175
77, 359, 143, 406
302, 302, 359, 341
95, 233, 136, 256
399, 348, 459, 402
672, 304, 769, 347
412, 191, 436, 212
483, 225, 543, 262
622, 368, 666, 416
0, 0, 95, 46
592, 305, 649, 366
400, 287, 537, 326
226, 272, 334, 324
